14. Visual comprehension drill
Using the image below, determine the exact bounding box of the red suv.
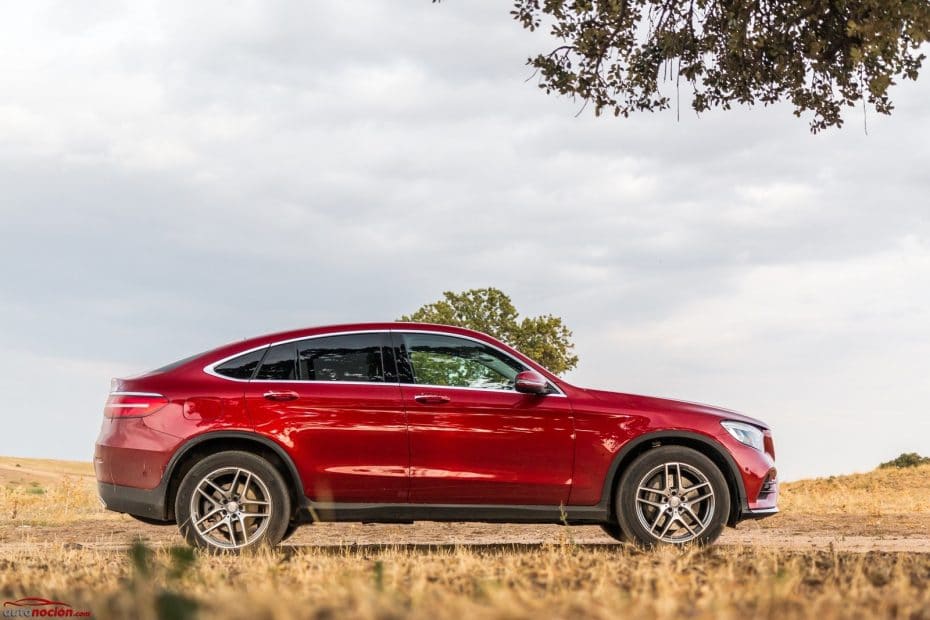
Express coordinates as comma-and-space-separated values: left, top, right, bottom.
95, 323, 777, 551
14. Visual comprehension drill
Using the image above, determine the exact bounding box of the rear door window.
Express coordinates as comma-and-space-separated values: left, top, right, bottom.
297, 333, 388, 383
255, 342, 298, 381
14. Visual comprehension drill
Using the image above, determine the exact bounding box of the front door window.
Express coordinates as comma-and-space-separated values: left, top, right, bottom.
400, 333, 525, 391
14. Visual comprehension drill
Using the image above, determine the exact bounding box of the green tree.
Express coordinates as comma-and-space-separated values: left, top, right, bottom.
878, 452, 930, 469
437, 0, 930, 132
399, 287, 579, 375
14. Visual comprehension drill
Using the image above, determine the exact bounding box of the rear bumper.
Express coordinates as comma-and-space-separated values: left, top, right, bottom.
94, 416, 179, 521
94, 417, 178, 488
97, 481, 169, 522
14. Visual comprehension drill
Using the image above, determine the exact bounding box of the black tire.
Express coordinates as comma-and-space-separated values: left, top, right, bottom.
175, 451, 291, 553
130, 514, 174, 526
599, 521, 626, 542
615, 446, 730, 548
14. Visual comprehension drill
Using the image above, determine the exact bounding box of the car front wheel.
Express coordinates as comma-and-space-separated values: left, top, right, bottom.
176, 451, 291, 553
615, 446, 730, 547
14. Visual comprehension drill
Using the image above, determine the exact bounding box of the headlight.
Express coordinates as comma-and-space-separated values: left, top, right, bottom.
721, 421, 764, 451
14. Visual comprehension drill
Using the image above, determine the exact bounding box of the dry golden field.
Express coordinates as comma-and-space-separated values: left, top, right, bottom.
1, 456, 929, 619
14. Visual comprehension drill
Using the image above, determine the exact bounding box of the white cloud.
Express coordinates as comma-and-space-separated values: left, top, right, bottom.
593, 236, 930, 478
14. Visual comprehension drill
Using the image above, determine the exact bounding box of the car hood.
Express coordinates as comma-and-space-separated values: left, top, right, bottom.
581, 388, 770, 430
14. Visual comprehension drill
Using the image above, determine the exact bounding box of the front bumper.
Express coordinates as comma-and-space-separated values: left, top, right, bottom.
740, 506, 779, 520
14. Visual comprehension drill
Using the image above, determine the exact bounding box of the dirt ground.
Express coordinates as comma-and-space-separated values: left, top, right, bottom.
1, 456, 928, 554
2, 513, 929, 554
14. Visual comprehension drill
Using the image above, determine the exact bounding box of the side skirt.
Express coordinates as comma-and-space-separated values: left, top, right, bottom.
297, 501, 609, 525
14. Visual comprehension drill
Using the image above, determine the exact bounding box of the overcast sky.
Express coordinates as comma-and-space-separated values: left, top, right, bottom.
1, 1, 928, 481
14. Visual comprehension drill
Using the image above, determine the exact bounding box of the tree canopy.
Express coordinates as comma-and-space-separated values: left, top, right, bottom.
439, 1, 930, 131
878, 452, 930, 468
399, 287, 579, 375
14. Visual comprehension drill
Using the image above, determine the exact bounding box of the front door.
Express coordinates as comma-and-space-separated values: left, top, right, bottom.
395, 331, 574, 505
245, 331, 408, 503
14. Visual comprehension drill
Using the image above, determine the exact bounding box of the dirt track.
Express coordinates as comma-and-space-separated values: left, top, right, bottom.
2, 515, 929, 554
2, 457, 928, 555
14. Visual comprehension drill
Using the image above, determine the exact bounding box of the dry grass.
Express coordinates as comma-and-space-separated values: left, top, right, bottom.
2, 457, 930, 619
746, 463, 930, 540
778, 464, 930, 515
0, 457, 103, 525
1, 542, 929, 619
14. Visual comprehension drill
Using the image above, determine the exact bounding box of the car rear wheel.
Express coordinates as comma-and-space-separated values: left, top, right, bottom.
615, 446, 730, 547
176, 451, 291, 553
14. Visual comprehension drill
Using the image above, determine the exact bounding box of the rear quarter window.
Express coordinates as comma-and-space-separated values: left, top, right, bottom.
213, 348, 267, 380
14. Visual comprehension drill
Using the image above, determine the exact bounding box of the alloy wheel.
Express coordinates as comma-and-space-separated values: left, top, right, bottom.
189, 466, 272, 550
634, 461, 716, 544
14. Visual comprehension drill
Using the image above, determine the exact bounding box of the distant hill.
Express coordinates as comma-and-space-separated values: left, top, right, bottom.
0, 455, 94, 486
779, 463, 930, 514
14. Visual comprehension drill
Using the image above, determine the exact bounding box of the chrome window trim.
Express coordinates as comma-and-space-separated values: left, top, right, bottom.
108, 391, 165, 397
415, 382, 566, 397
202, 328, 566, 397
251, 378, 394, 386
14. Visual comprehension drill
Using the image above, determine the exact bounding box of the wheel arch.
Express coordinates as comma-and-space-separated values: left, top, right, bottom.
601, 430, 747, 527
163, 431, 304, 521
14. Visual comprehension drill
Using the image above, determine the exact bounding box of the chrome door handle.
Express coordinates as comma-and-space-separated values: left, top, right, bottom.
414, 394, 450, 404
263, 390, 299, 402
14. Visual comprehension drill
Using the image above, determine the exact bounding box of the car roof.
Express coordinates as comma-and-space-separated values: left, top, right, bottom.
236, 322, 494, 347
199, 322, 509, 365
191, 322, 556, 380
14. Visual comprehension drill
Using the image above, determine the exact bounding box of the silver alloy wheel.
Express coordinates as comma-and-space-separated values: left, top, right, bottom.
634, 461, 715, 544
189, 466, 272, 550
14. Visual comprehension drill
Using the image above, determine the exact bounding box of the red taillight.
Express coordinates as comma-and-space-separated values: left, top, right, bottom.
104, 392, 168, 418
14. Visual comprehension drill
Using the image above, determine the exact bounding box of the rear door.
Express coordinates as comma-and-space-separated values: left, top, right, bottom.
245, 331, 409, 503
395, 331, 574, 505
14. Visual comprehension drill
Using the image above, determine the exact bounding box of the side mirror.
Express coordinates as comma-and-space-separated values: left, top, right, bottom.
514, 370, 549, 395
